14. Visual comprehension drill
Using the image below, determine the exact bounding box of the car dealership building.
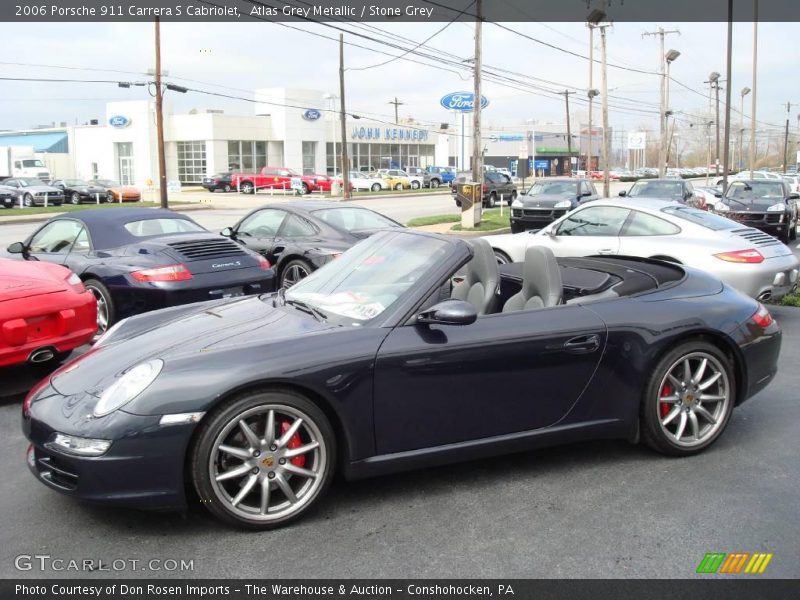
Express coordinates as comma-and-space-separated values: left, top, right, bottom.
0, 88, 452, 188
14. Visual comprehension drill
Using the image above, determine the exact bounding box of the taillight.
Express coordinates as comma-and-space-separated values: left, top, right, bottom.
751, 303, 774, 328
66, 271, 85, 293
482, 184, 488, 192
131, 264, 192, 282
713, 249, 764, 264
258, 256, 271, 270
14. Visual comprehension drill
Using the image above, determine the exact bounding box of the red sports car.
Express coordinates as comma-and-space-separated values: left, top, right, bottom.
311, 174, 354, 193
0, 258, 96, 367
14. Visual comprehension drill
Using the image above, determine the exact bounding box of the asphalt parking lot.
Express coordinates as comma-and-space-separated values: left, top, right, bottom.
1, 306, 799, 579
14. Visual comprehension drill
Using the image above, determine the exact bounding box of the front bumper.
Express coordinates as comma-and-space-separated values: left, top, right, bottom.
23, 386, 194, 509
511, 207, 569, 228
31, 194, 64, 206
724, 211, 789, 236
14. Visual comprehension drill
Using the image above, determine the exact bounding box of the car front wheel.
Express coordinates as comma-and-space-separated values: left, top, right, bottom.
411, 181, 420, 189
640, 341, 734, 456
23, 194, 34, 207
190, 390, 335, 530
71, 192, 81, 205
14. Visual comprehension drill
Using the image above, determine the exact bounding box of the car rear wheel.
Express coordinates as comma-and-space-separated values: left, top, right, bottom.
71, 192, 81, 205
23, 194, 34, 207
430, 179, 440, 189
779, 227, 790, 244
300, 183, 310, 195
510, 222, 524, 234
411, 181, 420, 189
394, 183, 403, 191
640, 341, 735, 456
83, 279, 115, 334
224, 184, 232, 193
493, 249, 512, 265
371, 183, 381, 192
280, 259, 313, 289
240, 182, 254, 194
191, 390, 335, 530
487, 192, 498, 208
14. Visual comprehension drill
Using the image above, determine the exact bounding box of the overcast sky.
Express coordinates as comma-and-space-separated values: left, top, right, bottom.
0, 20, 795, 139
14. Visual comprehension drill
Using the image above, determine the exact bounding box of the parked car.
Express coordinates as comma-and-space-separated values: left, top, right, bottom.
6, 208, 275, 334
375, 169, 413, 190
348, 171, 388, 192
201, 172, 233, 193
221, 201, 403, 288
713, 179, 799, 244
619, 178, 697, 205
88, 179, 141, 202
486, 199, 799, 301
22, 229, 781, 529
0, 258, 96, 368
0, 185, 17, 208
1, 178, 63, 207
451, 170, 518, 208
404, 166, 431, 188
510, 178, 600, 232
51, 179, 109, 205
309, 174, 353, 193
781, 174, 800, 194
589, 171, 620, 181
692, 186, 720, 210
715, 170, 783, 187
426, 165, 455, 187
230, 167, 318, 195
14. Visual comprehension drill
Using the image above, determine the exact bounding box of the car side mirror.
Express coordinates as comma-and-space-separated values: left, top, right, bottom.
618, 191, 627, 197
220, 227, 235, 238
416, 300, 477, 326
714, 192, 723, 198
581, 191, 592, 197
7, 241, 26, 254
790, 192, 800, 200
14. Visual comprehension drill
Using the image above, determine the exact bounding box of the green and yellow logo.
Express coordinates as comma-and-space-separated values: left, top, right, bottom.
697, 552, 773, 574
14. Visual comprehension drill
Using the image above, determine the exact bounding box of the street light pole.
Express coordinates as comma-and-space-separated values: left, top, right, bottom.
600, 24, 611, 198
587, 23, 594, 174
750, 0, 758, 179
739, 87, 751, 170
472, 0, 483, 185
154, 17, 168, 209
722, 0, 733, 192
338, 34, 351, 199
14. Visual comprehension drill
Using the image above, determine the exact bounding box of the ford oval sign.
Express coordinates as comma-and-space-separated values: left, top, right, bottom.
302, 109, 322, 121
108, 115, 130, 128
440, 92, 489, 112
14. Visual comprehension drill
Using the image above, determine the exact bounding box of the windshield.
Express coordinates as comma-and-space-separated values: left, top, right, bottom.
526, 181, 578, 196
726, 181, 785, 201
285, 231, 450, 325
94, 180, 119, 186
123, 218, 205, 237
312, 208, 400, 233
661, 206, 735, 231
64, 179, 89, 186
628, 181, 684, 199
21, 159, 45, 168
18, 178, 45, 187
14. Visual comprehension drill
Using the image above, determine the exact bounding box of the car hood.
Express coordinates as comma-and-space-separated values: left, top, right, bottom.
518, 194, 576, 207
723, 198, 783, 210
49, 295, 337, 397
20, 185, 61, 193
0, 260, 67, 302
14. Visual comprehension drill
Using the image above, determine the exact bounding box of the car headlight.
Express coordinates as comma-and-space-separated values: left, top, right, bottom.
511, 199, 523, 208
93, 359, 163, 417
715, 203, 730, 212
767, 203, 785, 212
554, 200, 572, 209
45, 433, 111, 457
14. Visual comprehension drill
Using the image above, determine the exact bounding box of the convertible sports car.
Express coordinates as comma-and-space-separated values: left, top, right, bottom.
23, 230, 780, 529
487, 199, 799, 301
50, 179, 109, 205
0, 258, 96, 367
222, 201, 403, 288
7, 208, 275, 334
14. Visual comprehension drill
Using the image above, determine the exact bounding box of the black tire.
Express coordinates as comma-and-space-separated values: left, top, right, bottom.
488, 192, 498, 208
493, 249, 512, 265
430, 179, 440, 189
190, 389, 336, 530
279, 258, 313, 288
395, 183, 403, 191
510, 222, 524, 234
640, 340, 735, 457
411, 181, 421, 189
23, 194, 34, 207
223, 184, 231, 193
300, 183, 310, 195
83, 278, 115, 334
371, 183, 381, 192
70, 192, 81, 205
106, 192, 115, 203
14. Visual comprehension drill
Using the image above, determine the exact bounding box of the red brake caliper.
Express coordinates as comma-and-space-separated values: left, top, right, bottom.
660, 383, 673, 418
280, 421, 306, 468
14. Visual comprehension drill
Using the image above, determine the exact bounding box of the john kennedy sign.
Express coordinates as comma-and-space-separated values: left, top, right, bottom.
440, 92, 489, 112
351, 126, 429, 142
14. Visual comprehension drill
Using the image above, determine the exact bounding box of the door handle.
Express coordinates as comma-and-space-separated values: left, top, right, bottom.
563, 334, 601, 354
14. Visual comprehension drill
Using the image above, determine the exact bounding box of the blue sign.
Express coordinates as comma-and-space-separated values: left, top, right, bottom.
439, 92, 489, 112
302, 109, 322, 121
534, 159, 550, 169
489, 134, 525, 142
108, 115, 130, 128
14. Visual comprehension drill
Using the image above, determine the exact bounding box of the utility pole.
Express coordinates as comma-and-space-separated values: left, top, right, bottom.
642, 26, 680, 178
750, 0, 758, 178
722, 0, 733, 192
600, 24, 610, 197
783, 102, 796, 172
389, 97, 404, 125
739, 87, 751, 170
154, 17, 168, 209
559, 90, 575, 176
472, 0, 483, 185
338, 34, 351, 200
587, 24, 595, 174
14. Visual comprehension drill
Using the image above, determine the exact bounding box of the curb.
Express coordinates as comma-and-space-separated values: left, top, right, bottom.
0, 203, 212, 226
446, 227, 511, 237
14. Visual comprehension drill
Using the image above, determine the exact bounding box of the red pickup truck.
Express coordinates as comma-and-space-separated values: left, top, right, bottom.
230, 166, 319, 195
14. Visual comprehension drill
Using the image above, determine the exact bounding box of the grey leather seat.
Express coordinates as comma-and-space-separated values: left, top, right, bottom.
502, 245, 563, 312
451, 238, 500, 315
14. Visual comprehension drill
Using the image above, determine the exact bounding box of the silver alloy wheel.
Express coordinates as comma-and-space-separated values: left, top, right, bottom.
24, 194, 33, 207
395, 183, 403, 190
209, 404, 327, 523
657, 351, 731, 448
411, 181, 420, 189
430, 179, 440, 189
86, 285, 109, 332
281, 263, 310, 288
371, 183, 381, 192
224, 184, 231, 192
493, 251, 510, 265
71, 192, 81, 205
241, 182, 254, 194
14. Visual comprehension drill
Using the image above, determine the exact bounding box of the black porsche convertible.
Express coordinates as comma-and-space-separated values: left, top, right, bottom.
23, 230, 780, 529
7, 208, 275, 333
